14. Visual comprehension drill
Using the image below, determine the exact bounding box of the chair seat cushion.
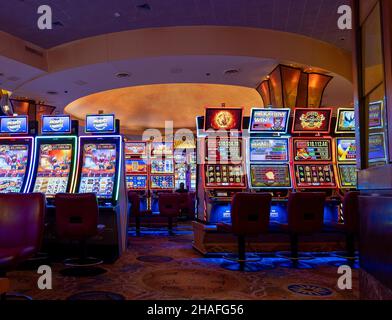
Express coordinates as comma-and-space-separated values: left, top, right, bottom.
216, 223, 233, 233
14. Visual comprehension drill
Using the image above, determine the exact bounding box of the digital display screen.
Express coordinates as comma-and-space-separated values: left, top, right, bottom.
85, 114, 115, 133
292, 109, 332, 133
78, 143, 117, 198
124, 142, 146, 156
0, 116, 28, 134
204, 108, 243, 131
369, 133, 386, 162
205, 164, 246, 188
125, 157, 147, 174
205, 138, 242, 162
126, 175, 147, 190
151, 175, 174, 189
150, 142, 173, 158
293, 139, 332, 161
249, 138, 288, 162
368, 101, 383, 129
42, 115, 71, 134
249, 109, 290, 133
338, 164, 357, 188
294, 164, 336, 188
336, 139, 356, 162
151, 159, 174, 174
335, 109, 355, 133
33, 144, 73, 197
0, 144, 29, 193
250, 164, 291, 188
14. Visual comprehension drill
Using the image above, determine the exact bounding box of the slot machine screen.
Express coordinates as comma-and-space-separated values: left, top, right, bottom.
125, 157, 147, 174
0, 116, 28, 134
78, 143, 117, 198
293, 139, 332, 161
369, 133, 386, 162
151, 159, 174, 174
335, 109, 355, 133
338, 164, 357, 188
249, 138, 289, 162
126, 175, 147, 190
368, 101, 383, 129
150, 142, 173, 158
205, 164, 246, 188
292, 109, 332, 133
249, 109, 290, 133
33, 144, 73, 197
294, 164, 336, 188
0, 144, 29, 193
336, 139, 356, 162
125, 142, 146, 156
205, 138, 242, 162
151, 175, 174, 189
250, 164, 291, 188
204, 108, 243, 131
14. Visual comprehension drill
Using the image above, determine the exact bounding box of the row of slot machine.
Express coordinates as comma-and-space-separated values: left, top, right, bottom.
196, 106, 363, 225
123, 139, 197, 213
0, 113, 128, 261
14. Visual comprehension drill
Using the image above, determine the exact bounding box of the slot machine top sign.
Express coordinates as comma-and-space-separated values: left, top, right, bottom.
204, 108, 243, 131
249, 108, 290, 134
85, 114, 115, 133
42, 115, 71, 134
125, 142, 147, 156
335, 108, 355, 133
292, 108, 332, 134
0, 116, 28, 134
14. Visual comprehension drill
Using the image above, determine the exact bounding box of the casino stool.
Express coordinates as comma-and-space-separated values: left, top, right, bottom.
128, 191, 151, 235
176, 192, 195, 220
217, 192, 274, 272
0, 193, 46, 300
276, 192, 326, 269
326, 191, 360, 267
55, 193, 107, 277
158, 193, 181, 235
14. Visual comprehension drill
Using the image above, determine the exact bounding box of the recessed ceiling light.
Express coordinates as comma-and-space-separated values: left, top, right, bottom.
46, 91, 59, 95
115, 72, 131, 78
170, 67, 183, 74
224, 69, 240, 75
136, 3, 151, 11
53, 21, 64, 28
114, 12, 121, 18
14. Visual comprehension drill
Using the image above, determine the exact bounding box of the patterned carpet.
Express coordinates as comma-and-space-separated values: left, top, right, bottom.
6, 223, 359, 300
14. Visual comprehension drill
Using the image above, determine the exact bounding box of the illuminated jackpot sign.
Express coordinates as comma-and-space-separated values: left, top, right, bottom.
292, 108, 332, 133
0, 116, 28, 134
42, 115, 71, 134
204, 108, 243, 131
249, 108, 290, 133
85, 114, 115, 133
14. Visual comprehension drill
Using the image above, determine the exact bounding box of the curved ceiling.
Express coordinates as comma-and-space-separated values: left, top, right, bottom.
0, 0, 351, 51
65, 83, 263, 135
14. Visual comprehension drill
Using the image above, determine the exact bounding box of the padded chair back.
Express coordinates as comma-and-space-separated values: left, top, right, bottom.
0, 193, 45, 253
230, 193, 272, 236
342, 191, 360, 234
159, 193, 180, 217
287, 192, 326, 234
128, 191, 141, 217
55, 193, 99, 240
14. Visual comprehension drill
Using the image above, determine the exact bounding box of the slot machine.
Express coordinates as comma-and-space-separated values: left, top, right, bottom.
334, 108, 357, 194
367, 101, 388, 166
290, 108, 340, 222
247, 108, 292, 223
0, 115, 35, 194
174, 134, 197, 191
74, 114, 128, 262
149, 141, 175, 213
124, 141, 149, 211
197, 107, 247, 224
28, 115, 78, 205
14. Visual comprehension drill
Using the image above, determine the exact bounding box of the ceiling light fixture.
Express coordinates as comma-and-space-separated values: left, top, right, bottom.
136, 3, 151, 11
115, 72, 131, 79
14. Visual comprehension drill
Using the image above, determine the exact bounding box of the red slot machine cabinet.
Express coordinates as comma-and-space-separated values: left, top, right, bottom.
173, 135, 197, 192
247, 108, 292, 224
290, 108, 340, 223
124, 141, 150, 212
149, 141, 175, 214
196, 107, 247, 225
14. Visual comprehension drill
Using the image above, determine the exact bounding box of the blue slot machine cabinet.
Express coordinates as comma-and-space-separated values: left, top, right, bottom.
74, 114, 128, 262
0, 115, 35, 194
247, 108, 292, 223
28, 115, 78, 205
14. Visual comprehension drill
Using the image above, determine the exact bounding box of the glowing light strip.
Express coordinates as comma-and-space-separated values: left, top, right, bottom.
25, 137, 37, 193
0, 136, 35, 193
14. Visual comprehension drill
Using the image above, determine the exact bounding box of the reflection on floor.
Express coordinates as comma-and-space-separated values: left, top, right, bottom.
7, 223, 359, 300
